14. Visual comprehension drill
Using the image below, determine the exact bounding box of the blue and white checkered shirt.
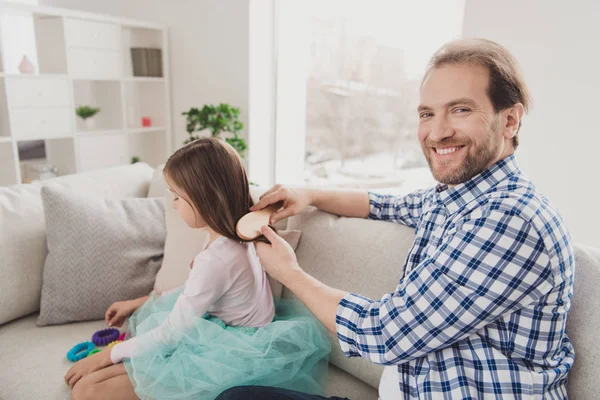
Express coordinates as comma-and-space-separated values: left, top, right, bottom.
336, 155, 575, 399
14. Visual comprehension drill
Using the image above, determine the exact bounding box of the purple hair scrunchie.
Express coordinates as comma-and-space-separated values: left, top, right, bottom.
92, 328, 120, 346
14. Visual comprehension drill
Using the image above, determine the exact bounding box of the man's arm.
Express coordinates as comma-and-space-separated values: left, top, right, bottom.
259, 210, 555, 365
252, 185, 430, 227
307, 188, 431, 228
336, 210, 553, 365
308, 188, 370, 218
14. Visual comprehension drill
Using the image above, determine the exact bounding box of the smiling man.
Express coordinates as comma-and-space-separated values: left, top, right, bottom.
218, 39, 575, 399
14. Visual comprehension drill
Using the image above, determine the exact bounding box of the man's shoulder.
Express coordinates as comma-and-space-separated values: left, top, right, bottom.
473, 173, 571, 248
480, 173, 541, 220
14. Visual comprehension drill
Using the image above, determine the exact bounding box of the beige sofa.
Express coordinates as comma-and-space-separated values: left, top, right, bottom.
0, 163, 598, 399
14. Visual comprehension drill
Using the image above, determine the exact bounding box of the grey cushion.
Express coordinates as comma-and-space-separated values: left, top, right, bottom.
287, 208, 415, 389
0, 162, 154, 326
567, 244, 600, 400
37, 186, 166, 326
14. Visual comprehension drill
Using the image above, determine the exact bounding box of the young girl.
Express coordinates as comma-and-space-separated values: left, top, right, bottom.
64, 138, 330, 400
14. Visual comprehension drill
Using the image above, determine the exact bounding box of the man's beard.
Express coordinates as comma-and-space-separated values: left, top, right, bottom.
422, 117, 503, 185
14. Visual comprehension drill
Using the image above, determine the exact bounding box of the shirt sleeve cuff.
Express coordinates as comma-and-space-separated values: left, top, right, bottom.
335, 292, 373, 358
367, 192, 390, 220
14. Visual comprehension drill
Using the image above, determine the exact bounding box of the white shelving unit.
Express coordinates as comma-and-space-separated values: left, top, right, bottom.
0, 2, 172, 186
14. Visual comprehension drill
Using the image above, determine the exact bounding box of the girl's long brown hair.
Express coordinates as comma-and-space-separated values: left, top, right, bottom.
163, 137, 262, 242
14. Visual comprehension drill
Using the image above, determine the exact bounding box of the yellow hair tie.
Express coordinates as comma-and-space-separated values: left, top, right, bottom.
107, 340, 123, 349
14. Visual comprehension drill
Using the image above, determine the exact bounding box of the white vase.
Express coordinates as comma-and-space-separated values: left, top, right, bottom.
83, 118, 95, 130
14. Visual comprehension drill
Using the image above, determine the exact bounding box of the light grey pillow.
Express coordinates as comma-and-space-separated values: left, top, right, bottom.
37, 186, 166, 326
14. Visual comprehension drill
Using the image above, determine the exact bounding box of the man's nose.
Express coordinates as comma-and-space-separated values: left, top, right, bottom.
429, 116, 455, 142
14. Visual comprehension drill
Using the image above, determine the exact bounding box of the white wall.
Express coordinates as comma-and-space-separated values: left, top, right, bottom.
463, 0, 599, 247
40, 0, 251, 158
38, 0, 599, 245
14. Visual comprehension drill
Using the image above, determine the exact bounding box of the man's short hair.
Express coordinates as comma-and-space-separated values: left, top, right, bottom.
423, 38, 532, 148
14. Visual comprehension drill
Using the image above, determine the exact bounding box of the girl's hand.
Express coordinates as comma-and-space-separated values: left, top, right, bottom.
105, 300, 136, 327
64, 349, 112, 388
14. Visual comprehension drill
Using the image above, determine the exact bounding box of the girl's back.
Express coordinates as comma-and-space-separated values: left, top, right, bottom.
196, 235, 275, 327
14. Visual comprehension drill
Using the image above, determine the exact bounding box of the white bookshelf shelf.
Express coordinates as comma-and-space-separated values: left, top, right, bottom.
4, 73, 69, 79
72, 77, 121, 82
0, 2, 172, 185
77, 129, 124, 137
123, 77, 165, 83
16, 134, 74, 141
127, 126, 165, 134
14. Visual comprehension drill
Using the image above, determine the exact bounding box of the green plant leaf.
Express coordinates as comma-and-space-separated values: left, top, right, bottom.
182, 103, 246, 155
76, 106, 100, 120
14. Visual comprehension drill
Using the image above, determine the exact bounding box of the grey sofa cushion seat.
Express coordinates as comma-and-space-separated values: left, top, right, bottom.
0, 313, 379, 400
325, 365, 378, 399
0, 314, 109, 400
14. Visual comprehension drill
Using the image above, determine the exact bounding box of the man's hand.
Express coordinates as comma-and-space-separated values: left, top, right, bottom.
250, 185, 312, 225
64, 348, 113, 388
256, 227, 347, 333
255, 225, 302, 285
251, 184, 371, 221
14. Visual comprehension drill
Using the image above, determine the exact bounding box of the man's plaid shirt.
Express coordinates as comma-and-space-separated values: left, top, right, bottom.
336, 155, 575, 399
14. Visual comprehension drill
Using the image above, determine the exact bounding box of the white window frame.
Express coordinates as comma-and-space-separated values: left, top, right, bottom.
252, 0, 465, 190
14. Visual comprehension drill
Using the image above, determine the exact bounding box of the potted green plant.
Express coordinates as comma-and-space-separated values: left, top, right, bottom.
76, 106, 101, 130
182, 104, 247, 157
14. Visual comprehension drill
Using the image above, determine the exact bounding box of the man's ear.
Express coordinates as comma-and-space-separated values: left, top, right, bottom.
503, 103, 525, 138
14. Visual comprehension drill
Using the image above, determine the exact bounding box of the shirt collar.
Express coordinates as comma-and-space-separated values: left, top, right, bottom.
434, 154, 520, 214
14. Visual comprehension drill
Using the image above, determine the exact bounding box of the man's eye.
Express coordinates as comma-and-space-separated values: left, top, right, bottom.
454, 107, 470, 113
420, 112, 433, 119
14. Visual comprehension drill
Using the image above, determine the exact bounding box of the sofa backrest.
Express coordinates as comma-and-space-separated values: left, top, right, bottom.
287, 208, 599, 397
286, 208, 415, 389
567, 244, 600, 400
0, 163, 154, 326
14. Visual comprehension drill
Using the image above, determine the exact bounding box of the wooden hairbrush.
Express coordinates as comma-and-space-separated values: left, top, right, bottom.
236, 201, 283, 241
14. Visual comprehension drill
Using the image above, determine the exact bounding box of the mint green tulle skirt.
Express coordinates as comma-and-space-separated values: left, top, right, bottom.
123, 288, 331, 400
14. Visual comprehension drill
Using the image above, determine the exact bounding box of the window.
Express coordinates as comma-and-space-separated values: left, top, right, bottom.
275, 0, 465, 193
